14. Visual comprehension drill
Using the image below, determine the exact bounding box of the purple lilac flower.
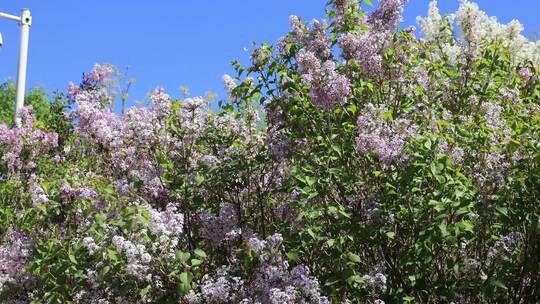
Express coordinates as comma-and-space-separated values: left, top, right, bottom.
82, 64, 113, 89
368, 0, 408, 31
362, 272, 387, 295
0, 231, 34, 292
296, 50, 351, 110
29, 183, 49, 207
60, 184, 99, 201
200, 203, 239, 246
331, 0, 359, 26
340, 31, 383, 77
518, 67, 532, 81
481, 102, 504, 131
186, 234, 329, 304
288, 16, 332, 59
0, 106, 59, 173
222, 74, 237, 100
356, 104, 418, 166
149, 86, 171, 118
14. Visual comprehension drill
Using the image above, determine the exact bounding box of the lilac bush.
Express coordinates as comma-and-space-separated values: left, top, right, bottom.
1, 0, 540, 303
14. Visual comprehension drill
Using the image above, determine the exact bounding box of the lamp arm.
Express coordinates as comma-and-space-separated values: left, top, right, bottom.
0, 12, 21, 23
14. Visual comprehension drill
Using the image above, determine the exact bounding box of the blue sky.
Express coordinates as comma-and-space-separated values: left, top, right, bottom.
0, 1, 539, 109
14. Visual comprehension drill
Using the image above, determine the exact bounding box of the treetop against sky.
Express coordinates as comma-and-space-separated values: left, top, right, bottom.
0, 0, 538, 107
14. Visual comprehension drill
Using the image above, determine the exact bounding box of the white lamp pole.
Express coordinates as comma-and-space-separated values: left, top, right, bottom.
0, 9, 32, 127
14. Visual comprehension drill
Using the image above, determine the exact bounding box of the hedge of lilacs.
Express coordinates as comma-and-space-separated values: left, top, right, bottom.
1, 0, 540, 303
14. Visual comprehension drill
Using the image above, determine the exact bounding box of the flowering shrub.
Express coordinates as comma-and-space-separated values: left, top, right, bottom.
1, 0, 540, 303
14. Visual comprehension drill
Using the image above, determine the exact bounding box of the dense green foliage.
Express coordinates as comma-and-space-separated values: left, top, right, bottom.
1, 1, 540, 303
0, 81, 50, 127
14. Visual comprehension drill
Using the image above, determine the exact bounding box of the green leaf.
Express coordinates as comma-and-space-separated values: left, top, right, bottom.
68, 254, 77, 264
194, 249, 207, 258
190, 259, 203, 266
385, 231, 396, 239
490, 278, 508, 290
179, 272, 192, 284
347, 252, 361, 263
286, 251, 299, 261
496, 206, 509, 219
99, 266, 110, 277
95, 213, 107, 226
346, 274, 365, 285
307, 228, 317, 239
175, 251, 191, 263
305, 176, 317, 187
347, 103, 357, 114
139, 285, 151, 297
458, 220, 474, 233
331, 144, 342, 156
107, 249, 118, 262
429, 200, 446, 212
439, 223, 450, 237
403, 296, 415, 302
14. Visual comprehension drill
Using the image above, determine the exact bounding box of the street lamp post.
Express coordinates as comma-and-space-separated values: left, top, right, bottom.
0, 9, 32, 127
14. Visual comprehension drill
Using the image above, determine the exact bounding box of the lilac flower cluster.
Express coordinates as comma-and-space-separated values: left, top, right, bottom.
416, 1, 455, 43
266, 127, 291, 159
69, 73, 174, 200
339, 31, 384, 77
282, 14, 352, 110
222, 74, 238, 100
0, 231, 34, 293
296, 49, 351, 110
186, 234, 329, 304
200, 203, 239, 246
185, 268, 245, 303
112, 235, 153, 280
362, 272, 388, 296
481, 102, 504, 131
356, 104, 418, 166
331, 0, 359, 27
82, 64, 114, 89
436, 138, 465, 165
60, 183, 99, 201
368, 0, 408, 31
75, 200, 186, 302
287, 16, 332, 59
0, 107, 58, 174
29, 182, 49, 207
487, 232, 519, 259
82, 236, 101, 255
518, 67, 532, 81
337, 0, 410, 78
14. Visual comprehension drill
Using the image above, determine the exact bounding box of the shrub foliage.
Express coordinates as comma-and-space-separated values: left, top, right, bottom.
1, 0, 540, 303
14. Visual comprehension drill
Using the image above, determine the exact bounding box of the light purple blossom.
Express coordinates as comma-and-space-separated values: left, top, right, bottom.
200, 203, 239, 246
481, 102, 504, 131
518, 67, 532, 81
82, 64, 113, 89
223, 74, 237, 100
186, 234, 329, 304
368, 0, 408, 31
29, 183, 49, 207
356, 104, 418, 166
0, 231, 34, 292
331, 0, 359, 26
287, 16, 332, 59
296, 50, 351, 110
0, 106, 58, 173
340, 31, 383, 77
